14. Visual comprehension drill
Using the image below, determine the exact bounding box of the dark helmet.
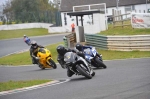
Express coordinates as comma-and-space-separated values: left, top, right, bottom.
56, 45, 67, 55
31, 40, 38, 49
75, 43, 83, 51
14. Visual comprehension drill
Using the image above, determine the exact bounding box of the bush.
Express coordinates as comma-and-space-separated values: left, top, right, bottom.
0, 22, 3, 25
8, 21, 12, 24
2, 19, 6, 25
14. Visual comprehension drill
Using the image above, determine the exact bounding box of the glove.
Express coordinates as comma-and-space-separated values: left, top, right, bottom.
35, 57, 39, 60
61, 65, 66, 69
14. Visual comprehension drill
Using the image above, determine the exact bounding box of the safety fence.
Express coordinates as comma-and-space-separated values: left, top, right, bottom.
63, 33, 76, 48
0, 23, 53, 30
85, 34, 150, 51
112, 13, 131, 28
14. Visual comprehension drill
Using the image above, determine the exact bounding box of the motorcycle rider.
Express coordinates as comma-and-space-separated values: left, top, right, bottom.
75, 43, 92, 51
23, 35, 31, 46
30, 40, 44, 66
56, 45, 85, 77
75, 43, 102, 61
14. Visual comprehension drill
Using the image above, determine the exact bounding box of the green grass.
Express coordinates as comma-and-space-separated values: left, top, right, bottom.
0, 42, 63, 66
0, 28, 49, 40
97, 49, 150, 60
100, 24, 150, 36
0, 80, 51, 92
0, 43, 150, 66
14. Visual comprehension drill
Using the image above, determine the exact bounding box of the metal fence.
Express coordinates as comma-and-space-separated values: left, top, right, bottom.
63, 33, 76, 48
85, 34, 150, 51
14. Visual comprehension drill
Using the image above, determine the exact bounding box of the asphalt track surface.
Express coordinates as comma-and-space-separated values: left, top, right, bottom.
0, 35, 150, 99
0, 34, 68, 57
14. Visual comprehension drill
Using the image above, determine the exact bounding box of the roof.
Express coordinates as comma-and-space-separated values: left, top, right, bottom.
67, 10, 104, 16
60, 0, 149, 12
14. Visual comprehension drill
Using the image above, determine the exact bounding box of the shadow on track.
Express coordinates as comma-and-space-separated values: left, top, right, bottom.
24, 68, 54, 73
92, 67, 105, 70
34, 68, 54, 71
70, 77, 91, 82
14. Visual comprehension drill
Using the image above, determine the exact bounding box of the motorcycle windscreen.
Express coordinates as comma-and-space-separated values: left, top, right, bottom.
64, 52, 78, 63
84, 49, 92, 56
38, 48, 46, 53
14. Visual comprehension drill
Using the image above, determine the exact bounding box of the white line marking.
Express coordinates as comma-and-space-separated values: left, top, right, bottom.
0, 63, 60, 67
0, 79, 70, 96
0, 33, 69, 41
104, 57, 150, 61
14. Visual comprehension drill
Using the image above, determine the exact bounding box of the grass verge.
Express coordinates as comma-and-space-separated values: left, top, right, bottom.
97, 49, 150, 60
0, 80, 51, 92
0, 42, 150, 66
100, 24, 150, 35
0, 28, 49, 40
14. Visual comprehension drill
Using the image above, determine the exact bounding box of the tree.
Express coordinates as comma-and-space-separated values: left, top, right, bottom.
3, 0, 58, 23
3, 0, 14, 24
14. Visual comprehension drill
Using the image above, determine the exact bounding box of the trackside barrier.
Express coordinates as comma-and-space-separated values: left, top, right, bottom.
64, 33, 76, 48
0, 23, 53, 30
85, 34, 150, 51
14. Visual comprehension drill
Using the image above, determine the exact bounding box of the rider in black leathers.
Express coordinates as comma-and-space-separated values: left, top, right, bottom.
75, 43, 102, 59
29, 40, 44, 65
56, 45, 84, 77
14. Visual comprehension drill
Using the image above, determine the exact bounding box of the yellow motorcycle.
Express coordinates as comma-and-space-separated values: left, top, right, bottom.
37, 48, 57, 69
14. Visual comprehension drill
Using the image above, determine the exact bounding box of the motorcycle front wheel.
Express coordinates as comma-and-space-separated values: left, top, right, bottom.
49, 59, 57, 69
76, 65, 92, 79
39, 65, 45, 70
95, 57, 107, 69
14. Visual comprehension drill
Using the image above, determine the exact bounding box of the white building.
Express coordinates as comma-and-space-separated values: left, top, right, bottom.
59, 0, 150, 34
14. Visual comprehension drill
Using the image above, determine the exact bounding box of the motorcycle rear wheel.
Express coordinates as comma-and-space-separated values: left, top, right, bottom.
76, 65, 92, 79
49, 59, 57, 69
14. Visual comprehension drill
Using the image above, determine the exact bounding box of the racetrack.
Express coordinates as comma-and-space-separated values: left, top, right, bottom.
0, 58, 150, 99
0, 35, 150, 99
0, 34, 68, 57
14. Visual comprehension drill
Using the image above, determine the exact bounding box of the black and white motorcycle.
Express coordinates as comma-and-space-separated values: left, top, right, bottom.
83, 47, 107, 69
64, 52, 95, 79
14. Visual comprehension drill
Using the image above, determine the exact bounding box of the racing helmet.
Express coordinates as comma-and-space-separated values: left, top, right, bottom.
24, 35, 26, 37
75, 43, 83, 51
31, 40, 38, 49
56, 45, 67, 55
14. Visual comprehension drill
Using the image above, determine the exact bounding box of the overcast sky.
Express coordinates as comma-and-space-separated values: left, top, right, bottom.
0, 0, 54, 5
0, 0, 7, 5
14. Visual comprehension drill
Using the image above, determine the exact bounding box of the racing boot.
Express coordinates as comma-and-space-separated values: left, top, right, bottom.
67, 68, 74, 77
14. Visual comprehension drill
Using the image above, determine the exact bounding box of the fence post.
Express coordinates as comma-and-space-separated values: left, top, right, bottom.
67, 38, 70, 48
119, 10, 121, 20
121, 15, 123, 28
112, 9, 115, 28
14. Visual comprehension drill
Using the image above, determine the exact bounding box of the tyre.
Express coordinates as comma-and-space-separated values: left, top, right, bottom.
76, 65, 92, 79
49, 59, 57, 69
91, 71, 95, 76
95, 57, 107, 69
39, 65, 45, 69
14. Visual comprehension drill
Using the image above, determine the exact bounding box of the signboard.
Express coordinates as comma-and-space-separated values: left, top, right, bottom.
131, 13, 150, 28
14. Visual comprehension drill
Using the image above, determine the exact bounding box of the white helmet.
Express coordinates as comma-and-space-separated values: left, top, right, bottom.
31, 40, 37, 48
